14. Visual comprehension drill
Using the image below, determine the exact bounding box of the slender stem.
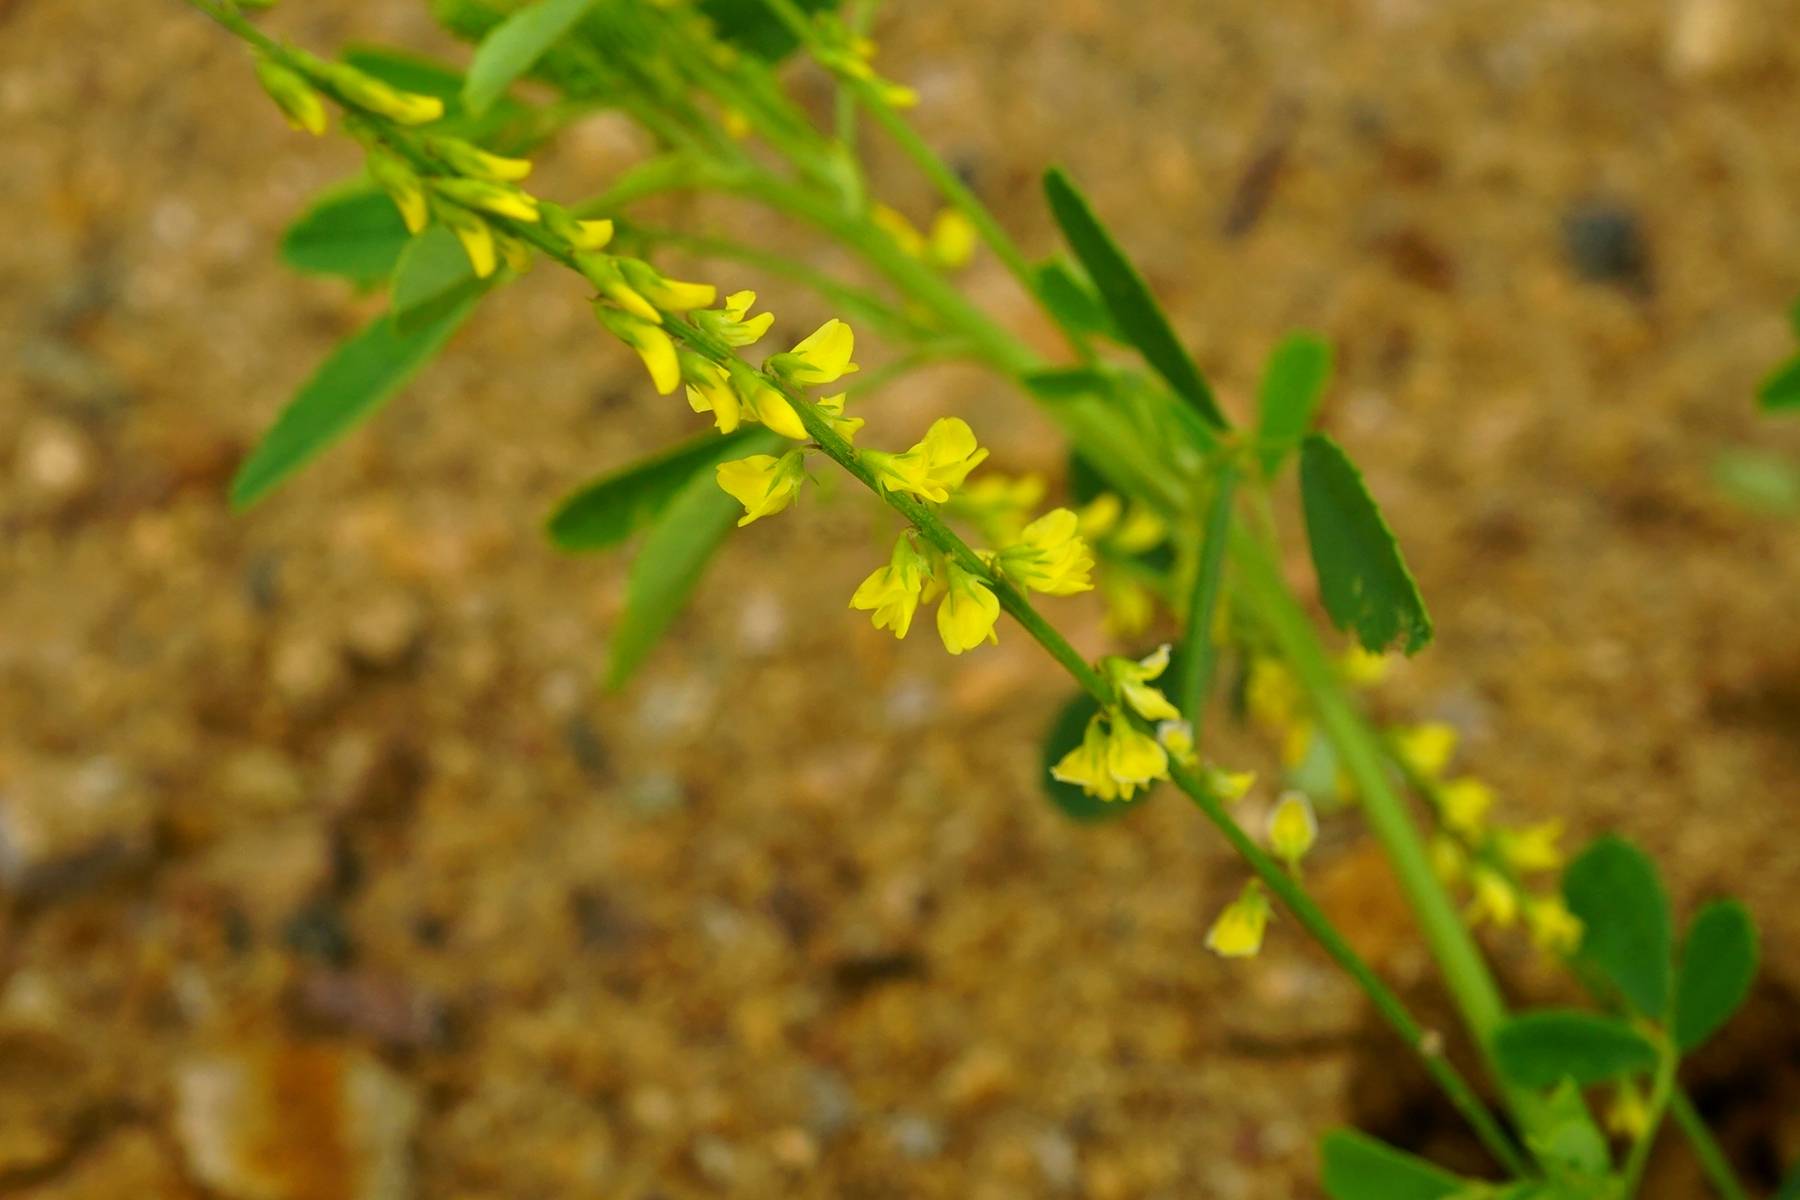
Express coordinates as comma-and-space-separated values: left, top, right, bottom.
1177, 461, 1237, 727
1623, 1039, 1679, 1194
1669, 1089, 1749, 1200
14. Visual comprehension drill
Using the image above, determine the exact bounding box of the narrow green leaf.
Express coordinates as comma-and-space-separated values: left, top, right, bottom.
1674, 900, 1758, 1051
547, 427, 775, 552
606, 466, 738, 687
1032, 259, 1119, 340
1298, 434, 1433, 654
391, 226, 485, 336
1042, 167, 1227, 429
696, 0, 839, 60
1494, 1010, 1659, 1088
1562, 835, 1673, 1018
464, 0, 598, 115
230, 300, 478, 510
280, 187, 411, 287
1040, 691, 1150, 822
1759, 354, 1800, 412
1780, 1160, 1800, 1200
1256, 333, 1332, 477
1711, 449, 1800, 514
1319, 1129, 1470, 1200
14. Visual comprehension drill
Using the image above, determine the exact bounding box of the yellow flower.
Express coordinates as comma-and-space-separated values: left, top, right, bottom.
617, 258, 717, 312
1438, 777, 1494, 837
1105, 719, 1169, 799
254, 57, 327, 136
1268, 791, 1318, 867
815, 393, 864, 444
1524, 894, 1583, 956
1201, 764, 1257, 802
1051, 715, 1119, 801
865, 417, 990, 503
1077, 493, 1123, 538
716, 450, 807, 526
1111, 505, 1166, 555
577, 255, 660, 323
324, 63, 445, 124
1339, 645, 1390, 688
1394, 723, 1458, 779
1156, 719, 1195, 766
543, 205, 614, 251
1246, 658, 1303, 733
1099, 573, 1154, 638
1102, 644, 1180, 722
696, 291, 775, 347
1430, 835, 1467, 885
681, 355, 741, 433
1605, 1081, 1651, 1140
1206, 882, 1272, 959
436, 203, 496, 279
1465, 866, 1518, 927
997, 508, 1094, 596
850, 535, 933, 639
935, 561, 999, 655
871, 203, 927, 257
927, 210, 977, 269
768, 319, 858, 386
368, 152, 428, 234
594, 305, 679, 394
430, 177, 540, 223
727, 364, 808, 441
947, 473, 1047, 542
1498, 819, 1564, 875
428, 135, 531, 181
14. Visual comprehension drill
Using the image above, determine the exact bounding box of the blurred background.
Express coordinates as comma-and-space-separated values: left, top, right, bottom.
4, 0, 1800, 1196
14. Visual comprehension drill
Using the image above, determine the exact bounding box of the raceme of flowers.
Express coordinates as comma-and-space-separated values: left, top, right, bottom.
251, 36, 1285, 961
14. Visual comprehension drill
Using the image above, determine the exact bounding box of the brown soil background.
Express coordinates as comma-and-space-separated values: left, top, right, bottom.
4, 0, 1800, 1196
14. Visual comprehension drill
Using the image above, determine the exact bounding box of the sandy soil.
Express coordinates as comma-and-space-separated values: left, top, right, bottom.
3, 0, 1800, 1196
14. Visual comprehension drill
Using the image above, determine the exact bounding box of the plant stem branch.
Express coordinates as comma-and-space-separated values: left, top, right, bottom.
1177, 461, 1237, 727
1669, 1089, 1749, 1200
1623, 1039, 1679, 1194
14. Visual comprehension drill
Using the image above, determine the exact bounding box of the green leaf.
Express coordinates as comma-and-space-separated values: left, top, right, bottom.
391, 226, 485, 336
230, 300, 479, 510
547, 427, 776, 552
1562, 835, 1673, 1018
1780, 1160, 1800, 1200
1759, 354, 1800, 412
1298, 434, 1433, 654
1039, 691, 1151, 822
1256, 333, 1332, 477
280, 187, 411, 287
606, 466, 739, 687
342, 45, 467, 100
1674, 900, 1758, 1051
1318, 1129, 1471, 1200
696, 0, 839, 61
1493, 1010, 1659, 1089
1042, 167, 1227, 429
464, 0, 598, 115
1032, 259, 1120, 340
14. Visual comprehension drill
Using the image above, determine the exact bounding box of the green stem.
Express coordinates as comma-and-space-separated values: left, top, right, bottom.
1177, 461, 1237, 727
1669, 1089, 1748, 1200
1624, 1039, 1679, 1194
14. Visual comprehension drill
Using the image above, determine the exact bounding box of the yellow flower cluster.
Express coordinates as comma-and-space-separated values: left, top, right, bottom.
871, 204, 978, 271
1076, 493, 1167, 637
1405, 723, 1581, 956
